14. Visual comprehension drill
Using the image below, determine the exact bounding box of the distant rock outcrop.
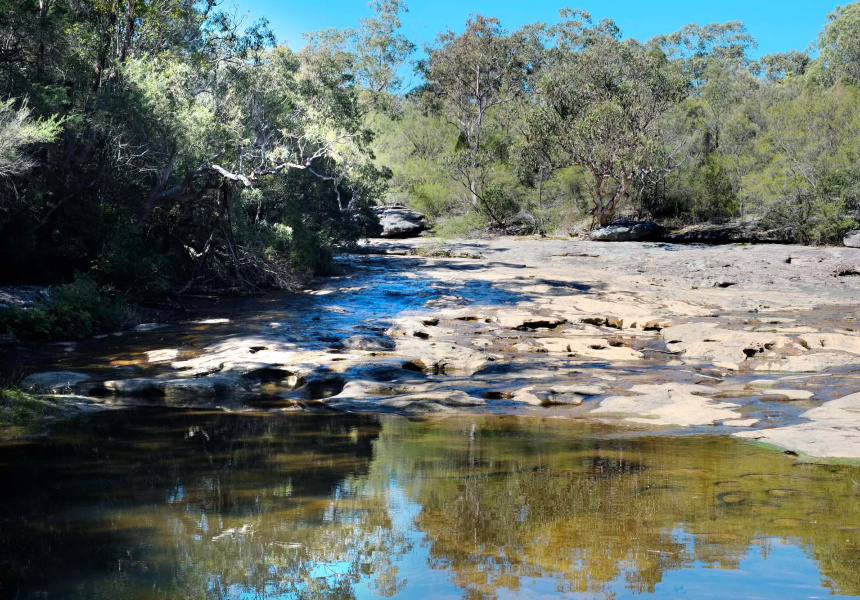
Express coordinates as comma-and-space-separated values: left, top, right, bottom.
844, 230, 860, 248
373, 205, 427, 238
662, 221, 783, 244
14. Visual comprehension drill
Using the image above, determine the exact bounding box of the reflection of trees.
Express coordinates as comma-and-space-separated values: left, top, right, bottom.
369, 418, 860, 600
0, 410, 409, 599
1, 413, 860, 600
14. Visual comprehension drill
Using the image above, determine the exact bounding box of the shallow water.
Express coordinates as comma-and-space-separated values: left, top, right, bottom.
1, 410, 859, 599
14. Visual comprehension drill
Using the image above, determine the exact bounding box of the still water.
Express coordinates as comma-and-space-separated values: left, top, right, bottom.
1, 410, 859, 599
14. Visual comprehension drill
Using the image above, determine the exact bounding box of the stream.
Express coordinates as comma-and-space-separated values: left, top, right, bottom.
3, 238, 860, 598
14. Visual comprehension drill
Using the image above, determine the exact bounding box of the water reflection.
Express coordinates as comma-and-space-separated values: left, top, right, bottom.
0, 411, 859, 599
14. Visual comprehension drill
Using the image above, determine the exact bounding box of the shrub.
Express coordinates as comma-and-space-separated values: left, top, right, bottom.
0, 275, 125, 341
0, 388, 62, 428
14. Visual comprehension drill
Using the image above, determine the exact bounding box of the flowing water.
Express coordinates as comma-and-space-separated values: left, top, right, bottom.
1, 409, 859, 599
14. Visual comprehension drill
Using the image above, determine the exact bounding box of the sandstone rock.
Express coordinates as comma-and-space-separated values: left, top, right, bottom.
844, 230, 860, 248
589, 220, 663, 242
642, 320, 670, 331
325, 380, 483, 412
163, 375, 243, 400
539, 337, 643, 361
373, 205, 427, 239
22, 371, 91, 393
99, 378, 166, 396
494, 309, 566, 330
579, 316, 623, 329
663, 221, 783, 244
512, 386, 542, 405
660, 322, 794, 370
551, 384, 605, 396
591, 383, 741, 426
293, 370, 347, 399
512, 383, 604, 406
146, 348, 179, 362
735, 392, 860, 457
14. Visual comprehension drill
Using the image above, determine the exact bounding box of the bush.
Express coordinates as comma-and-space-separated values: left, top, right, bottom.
0, 275, 125, 341
0, 388, 62, 428
434, 212, 488, 239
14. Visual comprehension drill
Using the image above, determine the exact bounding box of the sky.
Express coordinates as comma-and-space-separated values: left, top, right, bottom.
234, 0, 840, 82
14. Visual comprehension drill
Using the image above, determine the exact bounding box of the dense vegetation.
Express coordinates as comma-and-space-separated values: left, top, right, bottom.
379, 7, 860, 240
1, 1, 859, 317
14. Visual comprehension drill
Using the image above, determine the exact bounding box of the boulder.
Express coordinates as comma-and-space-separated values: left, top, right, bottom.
590, 221, 663, 242
373, 205, 427, 239
844, 230, 860, 248
22, 371, 91, 393
663, 221, 783, 244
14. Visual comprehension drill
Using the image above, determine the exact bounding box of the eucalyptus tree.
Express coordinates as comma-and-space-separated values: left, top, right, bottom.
519, 11, 687, 227
417, 15, 537, 224
652, 22, 757, 91
302, 0, 415, 102
760, 51, 810, 82
809, 2, 860, 86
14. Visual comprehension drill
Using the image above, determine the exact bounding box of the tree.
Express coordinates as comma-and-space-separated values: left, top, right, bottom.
417, 15, 533, 222
0, 100, 61, 181
520, 11, 687, 227
760, 50, 810, 81
302, 0, 415, 107
652, 22, 757, 91
812, 2, 860, 85
742, 83, 860, 242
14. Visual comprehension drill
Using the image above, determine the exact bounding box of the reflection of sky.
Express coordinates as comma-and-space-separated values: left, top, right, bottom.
298, 478, 853, 600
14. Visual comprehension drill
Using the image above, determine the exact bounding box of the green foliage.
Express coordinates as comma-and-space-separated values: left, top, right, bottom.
2, 0, 860, 317
812, 2, 860, 85
433, 212, 487, 239
0, 276, 124, 341
519, 11, 687, 226
0, 0, 399, 294
0, 99, 62, 180
740, 83, 860, 242
0, 388, 62, 428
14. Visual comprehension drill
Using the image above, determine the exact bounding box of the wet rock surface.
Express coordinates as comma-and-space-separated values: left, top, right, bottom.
6, 236, 860, 458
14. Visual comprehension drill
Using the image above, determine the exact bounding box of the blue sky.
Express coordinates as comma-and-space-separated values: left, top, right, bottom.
235, 0, 839, 67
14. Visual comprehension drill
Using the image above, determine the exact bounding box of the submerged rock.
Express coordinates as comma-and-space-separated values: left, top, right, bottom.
590, 221, 663, 242
341, 335, 396, 351
374, 205, 428, 239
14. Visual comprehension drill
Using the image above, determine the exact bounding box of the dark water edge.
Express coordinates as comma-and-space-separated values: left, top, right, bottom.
1, 408, 859, 600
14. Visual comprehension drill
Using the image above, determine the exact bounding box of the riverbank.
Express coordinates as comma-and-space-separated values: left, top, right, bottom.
3, 236, 860, 458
